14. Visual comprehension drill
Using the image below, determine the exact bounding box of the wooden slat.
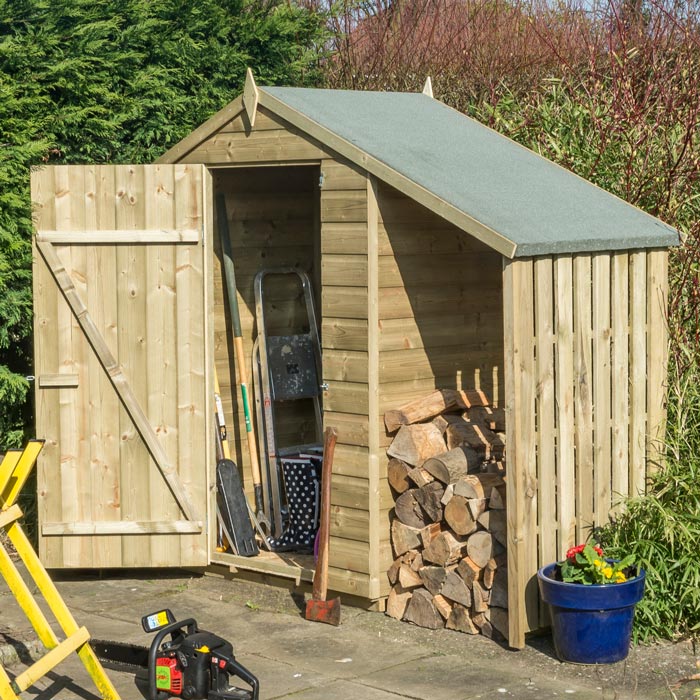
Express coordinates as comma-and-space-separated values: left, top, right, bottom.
611, 253, 630, 505
42, 521, 203, 535
331, 474, 370, 510
367, 175, 383, 599
629, 251, 647, 495
377, 312, 502, 352
646, 250, 669, 471
84, 164, 122, 567
321, 222, 369, 255
321, 159, 367, 190
322, 254, 368, 287
181, 129, 325, 165
533, 257, 556, 592
146, 164, 180, 567
322, 286, 368, 319
114, 164, 151, 567
554, 255, 576, 555
322, 318, 369, 351
377, 284, 501, 320
32, 167, 64, 567
321, 189, 368, 223
176, 164, 210, 566
36, 229, 199, 244
330, 505, 371, 542
38, 374, 79, 388
56, 166, 84, 567
592, 254, 612, 523
573, 256, 593, 541
322, 381, 369, 414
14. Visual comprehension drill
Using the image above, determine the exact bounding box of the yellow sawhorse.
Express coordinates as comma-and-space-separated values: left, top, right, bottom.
0, 440, 120, 699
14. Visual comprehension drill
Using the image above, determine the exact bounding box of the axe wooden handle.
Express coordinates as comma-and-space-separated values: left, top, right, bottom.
313, 427, 338, 602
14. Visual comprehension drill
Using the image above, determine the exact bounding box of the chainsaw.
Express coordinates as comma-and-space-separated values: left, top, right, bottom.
91, 609, 259, 700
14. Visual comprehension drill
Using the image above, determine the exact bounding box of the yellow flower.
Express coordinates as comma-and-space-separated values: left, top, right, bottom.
615, 572, 627, 583
602, 566, 613, 578
594, 559, 603, 567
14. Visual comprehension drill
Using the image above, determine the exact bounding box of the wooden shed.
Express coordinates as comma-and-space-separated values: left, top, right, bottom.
31, 73, 678, 648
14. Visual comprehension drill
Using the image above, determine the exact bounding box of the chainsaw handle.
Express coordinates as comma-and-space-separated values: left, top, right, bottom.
148, 618, 198, 700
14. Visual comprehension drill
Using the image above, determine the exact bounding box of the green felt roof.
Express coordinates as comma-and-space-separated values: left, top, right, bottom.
261, 86, 679, 258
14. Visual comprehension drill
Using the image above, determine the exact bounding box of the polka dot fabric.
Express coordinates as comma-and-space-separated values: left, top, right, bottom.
268, 456, 321, 552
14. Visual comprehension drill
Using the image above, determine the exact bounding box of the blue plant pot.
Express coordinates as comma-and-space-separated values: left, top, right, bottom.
537, 562, 646, 664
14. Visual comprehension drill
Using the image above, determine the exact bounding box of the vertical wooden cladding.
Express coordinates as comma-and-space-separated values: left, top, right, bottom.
32, 164, 211, 569
504, 249, 669, 647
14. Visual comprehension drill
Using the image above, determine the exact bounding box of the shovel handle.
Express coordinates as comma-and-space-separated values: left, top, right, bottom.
313, 427, 338, 602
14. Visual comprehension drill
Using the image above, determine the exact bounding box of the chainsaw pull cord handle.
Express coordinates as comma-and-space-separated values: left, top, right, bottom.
148, 618, 198, 700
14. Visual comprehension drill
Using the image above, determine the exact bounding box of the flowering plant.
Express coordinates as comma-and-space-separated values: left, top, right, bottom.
557, 543, 636, 585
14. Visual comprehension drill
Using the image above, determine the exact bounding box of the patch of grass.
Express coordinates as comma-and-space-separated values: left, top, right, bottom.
600, 344, 700, 642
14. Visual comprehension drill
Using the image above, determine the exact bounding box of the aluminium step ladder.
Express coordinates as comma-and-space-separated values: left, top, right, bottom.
0, 441, 119, 699
252, 268, 323, 540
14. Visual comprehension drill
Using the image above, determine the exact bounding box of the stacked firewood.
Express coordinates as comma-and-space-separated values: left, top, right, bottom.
384, 389, 508, 640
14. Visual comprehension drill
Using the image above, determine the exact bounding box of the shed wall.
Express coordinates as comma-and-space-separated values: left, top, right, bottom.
504, 249, 669, 647
373, 184, 505, 592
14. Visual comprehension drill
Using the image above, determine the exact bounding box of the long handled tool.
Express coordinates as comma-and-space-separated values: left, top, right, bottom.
217, 193, 270, 534
305, 427, 341, 626
214, 370, 258, 557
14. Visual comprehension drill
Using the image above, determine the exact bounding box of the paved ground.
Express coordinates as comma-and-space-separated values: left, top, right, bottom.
1, 565, 699, 700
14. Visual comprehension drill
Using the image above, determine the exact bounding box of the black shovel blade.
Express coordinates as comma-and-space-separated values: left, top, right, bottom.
217, 458, 259, 557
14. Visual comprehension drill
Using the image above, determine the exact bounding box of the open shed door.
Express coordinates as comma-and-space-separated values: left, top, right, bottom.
32, 164, 213, 569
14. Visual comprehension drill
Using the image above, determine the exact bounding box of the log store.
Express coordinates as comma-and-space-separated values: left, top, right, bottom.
31, 71, 679, 649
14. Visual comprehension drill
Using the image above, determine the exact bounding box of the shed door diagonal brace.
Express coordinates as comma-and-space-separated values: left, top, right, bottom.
36, 238, 201, 526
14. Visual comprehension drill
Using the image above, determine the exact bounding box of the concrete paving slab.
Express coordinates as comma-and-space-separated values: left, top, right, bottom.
1, 566, 699, 700
264, 678, 408, 699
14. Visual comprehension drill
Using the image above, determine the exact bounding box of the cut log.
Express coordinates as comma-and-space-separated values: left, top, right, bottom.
387, 556, 402, 585
440, 483, 455, 506
407, 466, 435, 488
490, 568, 508, 608
387, 458, 412, 494
403, 588, 443, 629
433, 594, 453, 621
394, 489, 427, 529
489, 407, 506, 432
432, 415, 449, 434
386, 584, 413, 620
489, 606, 509, 638
477, 510, 508, 547
472, 612, 494, 638
446, 604, 478, 634
472, 580, 489, 613
443, 495, 477, 536
423, 530, 468, 566
467, 531, 494, 568
453, 473, 505, 501
384, 389, 463, 432
414, 482, 445, 523
422, 447, 482, 484
391, 519, 423, 555
488, 484, 507, 510
387, 423, 447, 467
398, 563, 424, 589
467, 498, 488, 520
455, 389, 490, 409
483, 558, 497, 589
456, 556, 482, 587
484, 460, 506, 476
445, 420, 497, 453
419, 565, 447, 595
420, 522, 442, 548
410, 552, 424, 572
441, 570, 472, 607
